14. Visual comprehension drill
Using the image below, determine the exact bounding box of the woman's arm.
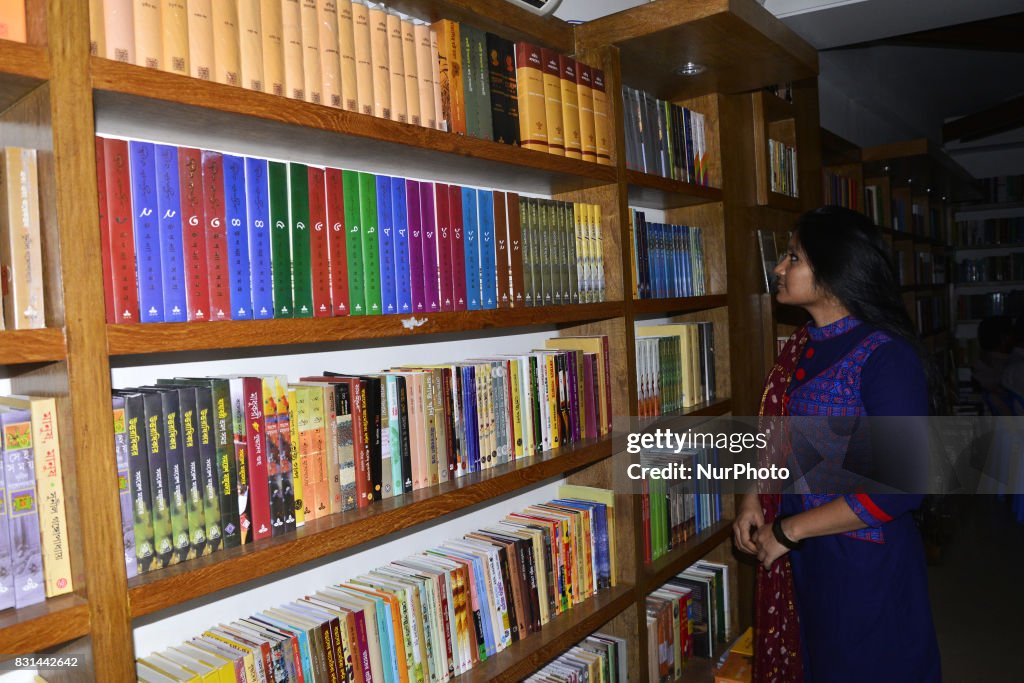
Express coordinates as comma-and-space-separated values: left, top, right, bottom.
752, 497, 867, 568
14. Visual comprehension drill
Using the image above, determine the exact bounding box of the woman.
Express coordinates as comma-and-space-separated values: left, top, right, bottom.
733, 207, 941, 682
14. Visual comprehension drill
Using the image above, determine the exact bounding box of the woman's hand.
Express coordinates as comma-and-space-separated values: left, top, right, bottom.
733, 492, 764, 554
753, 522, 791, 570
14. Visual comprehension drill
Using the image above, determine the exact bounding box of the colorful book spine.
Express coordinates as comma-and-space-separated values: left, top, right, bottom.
0, 409, 44, 607
507, 193, 525, 308
406, 180, 426, 313
391, 177, 412, 315
514, 42, 547, 152
201, 150, 230, 321
129, 140, 164, 323
176, 146, 209, 321
479, 192, 497, 309
358, 172, 382, 315
112, 396, 138, 578
343, 170, 366, 316
119, 392, 155, 572
308, 166, 333, 318
153, 389, 192, 564
493, 191, 510, 308
141, 390, 173, 569
175, 388, 208, 557
325, 168, 351, 316
419, 182, 440, 313
244, 157, 274, 319
154, 144, 188, 322
376, 175, 397, 315
435, 183, 454, 312
100, 139, 140, 324
462, 187, 481, 311
95, 139, 116, 323
222, 154, 253, 320
449, 185, 467, 311
289, 162, 314, 318
243, 377, 272, 541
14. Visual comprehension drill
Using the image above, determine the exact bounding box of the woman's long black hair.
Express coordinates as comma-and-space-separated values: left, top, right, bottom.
793, 206, 940, 403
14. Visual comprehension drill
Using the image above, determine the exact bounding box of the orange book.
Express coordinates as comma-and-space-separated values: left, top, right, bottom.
592, 68, 612, 165
0, 148, 45, 330
103, 0, 135, 63
186, 0, 213, 81
413, 21, 436, 129
210, 0, 240, 86
386, 10, 406, 123
237, 0, 264, 91
281, 0, 305, 100
431, 19, 464, 135
0, 0, 26, 43
540, 48, 564, 155
299, 0, 323, 104
576, 61, 597, 163
430, 28, 444, 131
260, 0, 286, 97
132, 0, 162, 69
367, 1, 391, 119
559, 56, 582, 158
514, 42, 548, 152
317, 0, 343, 108
160, 0, 189, 76
335, 0, 359, 112
350, 0, 374, 116
400, 17, 420, 126
89, 0, 105, 56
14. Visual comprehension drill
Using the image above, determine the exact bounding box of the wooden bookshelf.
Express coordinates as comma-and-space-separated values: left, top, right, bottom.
0, 594, 90, 656
626, 170, 724, 210
0, 328, 66, 364
0, 41, 49, 111
641, 520, 734, 593
679, 396, 733, 417
632, 294, 728, 316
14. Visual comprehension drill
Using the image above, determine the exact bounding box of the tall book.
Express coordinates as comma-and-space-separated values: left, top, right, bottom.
336, 0, 360, 112
414, 21, 437, 129
111, 396, 137, 578
186, 0, 214, 80
358, 172, 383, 315
419, 182, 440, 313
154, 144, 188, 322
131, 0, 161, 69
160, 0, 189, 76
592, 68, 612, 165
260, 0, 286, 97
0, 0, 25, 42
222, 154, 253, 320
281, 0, 306, 100
376, 175, 397, 315
576, 63, 597, 163
177, 146, 209, 321
430, 28, 444, 131
96, 138, 115, 324
318, 0, 343, 108
386, 9, 407, 123
103, 0, 135, 63
325, 168, 350, 316
0, 407, 45, 608
0, 148, 45, 329
559, 57, 582, 159
210, 0, 241, 87
401, 17, 421, 126
299, 0, 323, 104
308, 166, 332, 318
432, 19, 464, 134
343, 170, 366, 315
514, 42, 547, 153
237, 0, 264, 91
367, 2, 391, 119
351, 0, 375, 116
245, 157, 274, 319
289, 162, 314, 318
201, 150, 230, 321
129, 140, 164, 323
540, 49, 565, 156
391, 176, 412, 314
268, 161, 293, 317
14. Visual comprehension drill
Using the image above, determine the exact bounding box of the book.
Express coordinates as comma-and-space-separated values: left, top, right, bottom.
201, 150, 230, 321
260, 0, 286, 97
103, 0, 135, 63
576, 62, 596, 163
0, 407, 45, 607
222, 154, 253, 320
592, 68, 612, 165
386, 10, 407, 123
757, 229, 780, 293
400, 16, 421, 126
337, 0, 360, 112
128, 141, 164, 323
308, 166, 332, 318
318, 0, 343, 108
351, 0, 375, 116
281, 0, 306, 100
288, 162, 314, 318
359, 171, 382, 315
514, 42, 547, 153
160, 0, 188, 76
367, 2, 391, 119
237, 0, 264, 91
153, 145, 188, 322
111, 396, 138, 578
540, 49, 564, 156
210, 0, 241, 87
1, 148, 45, 329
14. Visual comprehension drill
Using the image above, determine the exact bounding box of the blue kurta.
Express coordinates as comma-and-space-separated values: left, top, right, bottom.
779, 317, 941, 682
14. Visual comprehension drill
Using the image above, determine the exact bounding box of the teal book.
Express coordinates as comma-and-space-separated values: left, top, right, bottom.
343, 170, 366, 316
268, 161, 293, 317
358, 172, 382, 315
289, 162, 313, 318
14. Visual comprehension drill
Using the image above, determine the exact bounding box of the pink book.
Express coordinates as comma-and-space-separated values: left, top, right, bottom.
307, 167, 332, 318
201, 150, 230, 321
418, 182, 440, 313
434, 183, 454, 312
405, 180, 426, 313
448, 185, 467, 311
325, 168, 350, 316
242, 377, 272, 541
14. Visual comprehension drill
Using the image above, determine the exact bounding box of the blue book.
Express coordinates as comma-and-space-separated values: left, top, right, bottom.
648, 222, 659, 299
479, 192, 497, 309
391, 177, 412, 314
222, 154, 252, 319
463, 365, 480, 472
153, 145, 187, 322
128, 140, 164, 322
668, 223, 678, 298
245, 158, 274, 319
376, 176, 397, 315
461, 187, 481, 310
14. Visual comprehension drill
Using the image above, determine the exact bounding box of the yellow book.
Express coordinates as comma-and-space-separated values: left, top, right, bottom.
413, 21, 435, 129
592, 68, 612, 165
317, 0, 343, 108
202, 631, 257, 683
386, 10, 406, 123
508, 357, 523, 459
540, 48, 565, 155
152, 650, 219, 683
236, 0, 263, 91
350, 0, 374, 116
299, 0, 322, 104
572, 202, 587, 304
593, 203, 604, 301
558, 56, 581, 158
514, 42, 548, 152
576, 62, 597, 163
103, 0, 135, 63
400, 17, 420, 126
335, 0, 359, 112
186, 0, 213, 81
172, 643, 235, 683
302, 383, 330, 517
285, 385, 304, 526
429, 28, 444, 131
136, 660, 181, 682
160, 0, 188, 76
132, 0, 161, 70
0, 0, 26, 43
0, 148, 44, 330
292, 385, 317, 519
259, 0, 285, 97
545, 354, 559, 450
210, 0, 240, 86
367, 1, 391, 119
557, 483, 617, 586
281, 0, 305, 100
431, 19, 464, 135
636, 324, 696, 408
89, 0, 105, 56
140, 654, 202, 682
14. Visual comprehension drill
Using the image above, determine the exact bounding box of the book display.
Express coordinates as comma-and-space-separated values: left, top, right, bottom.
0, 1, 820, 680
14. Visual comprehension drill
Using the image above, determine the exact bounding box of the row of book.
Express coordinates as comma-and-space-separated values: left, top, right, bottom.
0, 147, 46, 331
629, 209, 707, 300
957, 291, 1024, 319
979, 174, 1024, 204
955, 217, 1024, 247
635, 323, 717, 416
957, 255, 1024, 284
646, 560, 732, 681
97, 136, 607, 325
135, 484, 618, 683
114, 334, 614, 574
823, 171, 860, 211
0, 395, 74, 610
526, 632, 627, 683
915, 295, 946, 336
768, 139, 798, 198
896, 250, 945, 287
640, 449, 723, 565
621, 86, 711, 185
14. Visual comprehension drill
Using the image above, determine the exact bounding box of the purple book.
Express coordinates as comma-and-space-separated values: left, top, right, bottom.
0, 408, 45, 608
112, 396, 138, 578
0, 427, 12, 609
406, 180, 426, 313
419, 182, 441, 313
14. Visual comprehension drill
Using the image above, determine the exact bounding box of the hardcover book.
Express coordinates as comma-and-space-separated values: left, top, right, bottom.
391, 176, 412, 314
260, 0, 286, 96
210, 0, 241, 87
112, 396, 137, 578
154, 145, 188, 322
368, 2, 392, 119
351, 0, 375, 116
540, 49, 565, 155
237, 0, 264, 91
461, 187, 481, 311
288, 162, 314, 318
401, 17, 421, 126
324, 168, 350, 316
386, 9, 407, 122
376, 175, 397, 315
299, 0, 323, 104
448, 185, 467, 311
222, 154, 253, 320
0, 408, 45, 608
281, 0, 305, 100
201, 150, 230, 321
0, 148, 45, 329
358, 172, 382, 315
176, 146, 209, 321
514, 42, 547, 152
343, 170, 366, 315
419, 182, 440, 313
244, 157, 274, 319
318, 0, 343, 108
128, 141, 164, 323
435, 183, 454, 312
308, 166, 333, 318
337, 0, 360, 112
186, 0, 213, 80
160, 0, 189, 75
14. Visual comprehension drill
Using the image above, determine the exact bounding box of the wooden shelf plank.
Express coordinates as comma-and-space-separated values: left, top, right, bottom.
761, 192, 801, 213
626, 170, 723, 210
90, 59, 617, 196
955, 280, 1024, 288
0, 328, 66, 364
0, 594, 90, 657
632, 295, 728, 316
128, 437, 615, 617
0, 41, 49, 112
107, 302, 625, 356
760, 91, 795, 125
677, 397, 732, 417
454, 585, 634, 683
641, 520, 733, 593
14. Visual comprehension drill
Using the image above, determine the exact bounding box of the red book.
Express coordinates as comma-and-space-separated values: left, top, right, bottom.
447, 185, 467, 311
201, 151, 230, 321
177, 147, 210, 321
493, 191, 510, 308
95, 138, 116, 323
325, 168, 350, 316
102, 137, 139, 324
243, 377, 272, 541
434, 183, 454, 312
307, 167, 332, 318
507, 193, 525, 308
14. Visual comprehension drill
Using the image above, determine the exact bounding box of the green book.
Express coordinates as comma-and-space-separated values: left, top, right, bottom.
471, 26, 493, 142
268, 161, 293, 317
521, 197, 534, 307
358, 172, 382, 315
537, 200, 551, 306
175, 387, 209, 557
289, 162, 313, 318
565, 203, 580, 304
343, 170, 366, 315
557, 201, 571, 305
140, 390, 173, 570
531, 199, 545, 307
461, 27, 479, 138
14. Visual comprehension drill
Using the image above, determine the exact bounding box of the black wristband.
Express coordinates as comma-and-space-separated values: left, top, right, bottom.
773, 516, 802, 550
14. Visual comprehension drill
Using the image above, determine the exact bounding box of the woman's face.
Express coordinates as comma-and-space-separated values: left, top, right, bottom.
773, 238, 825, 307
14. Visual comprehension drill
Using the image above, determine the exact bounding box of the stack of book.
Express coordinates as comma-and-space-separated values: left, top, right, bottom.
0, 395, 74, 611
527, 632, 628, 683
635, 323, 716, 416
629, 209, 706, 300
956, 217, 1024, 247
621, 86, 710, 184
0, 147, 46, 331
96, 136, 606, 324
647, 559, 732, 680
135, 485, 616, 683
640, 448, 723, 564
823, 171, 860, 211
768, 139, 798, 198
113, 335, 614, 574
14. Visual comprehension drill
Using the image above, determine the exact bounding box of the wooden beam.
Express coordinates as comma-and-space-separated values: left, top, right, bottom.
943, 94, 1024, 143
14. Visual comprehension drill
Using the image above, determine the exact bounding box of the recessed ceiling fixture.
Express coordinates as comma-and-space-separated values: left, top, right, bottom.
675, 62, 706, 76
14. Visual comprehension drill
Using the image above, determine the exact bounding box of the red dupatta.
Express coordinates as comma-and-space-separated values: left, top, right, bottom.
753, 325, 809, 683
